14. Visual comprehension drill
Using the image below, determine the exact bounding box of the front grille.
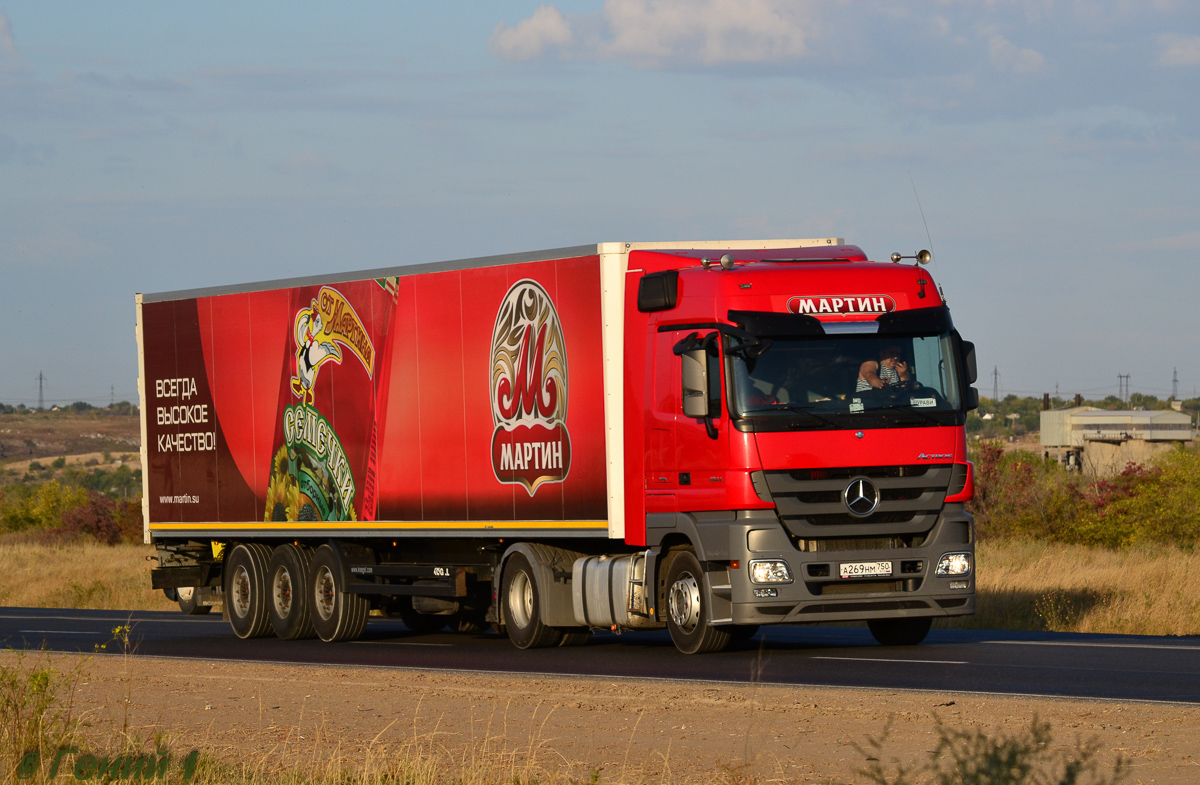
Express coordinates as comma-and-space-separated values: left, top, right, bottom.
764, 464, 952, 538
807, 511, 916, 526
796, 535, 926, 553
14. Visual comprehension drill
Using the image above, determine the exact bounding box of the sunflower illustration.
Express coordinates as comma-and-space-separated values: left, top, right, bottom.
272, 445, 290, 478
264, 472, 301, 523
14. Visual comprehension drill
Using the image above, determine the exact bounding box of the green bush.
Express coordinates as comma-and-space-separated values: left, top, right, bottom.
859, 717, 1126, 785
0, 481, 89, 533
970, 441, 1200, 549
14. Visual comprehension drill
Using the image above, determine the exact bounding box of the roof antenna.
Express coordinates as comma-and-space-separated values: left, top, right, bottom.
910, 172, 946, 303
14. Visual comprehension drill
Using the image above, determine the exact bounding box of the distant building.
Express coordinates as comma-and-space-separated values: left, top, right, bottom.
1040, 406, 1195, 477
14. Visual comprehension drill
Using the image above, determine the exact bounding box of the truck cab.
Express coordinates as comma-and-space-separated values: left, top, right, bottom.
623, 244, 978, 652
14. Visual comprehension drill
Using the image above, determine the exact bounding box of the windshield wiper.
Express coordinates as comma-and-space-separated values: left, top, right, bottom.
868, 403, 946, 425
757, 405, 840, 428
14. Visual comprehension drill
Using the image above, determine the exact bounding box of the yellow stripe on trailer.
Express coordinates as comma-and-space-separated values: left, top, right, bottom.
150, 520, 607, 531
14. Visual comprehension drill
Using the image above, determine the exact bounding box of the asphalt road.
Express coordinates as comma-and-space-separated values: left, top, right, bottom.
3, 607, 1199, 704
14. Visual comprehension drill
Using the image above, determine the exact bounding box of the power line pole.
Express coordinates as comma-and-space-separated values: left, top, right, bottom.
110, 385, 115, 408
992, 366, 999, 401
36, 371, 45, 410
1172, 368, 1179, 400
1118, 373, 1131, 404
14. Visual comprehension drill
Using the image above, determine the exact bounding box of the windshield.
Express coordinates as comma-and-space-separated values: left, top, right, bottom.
730, 332, 962, 421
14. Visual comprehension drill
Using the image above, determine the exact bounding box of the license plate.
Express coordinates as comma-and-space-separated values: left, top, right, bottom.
840, 561, 892, 579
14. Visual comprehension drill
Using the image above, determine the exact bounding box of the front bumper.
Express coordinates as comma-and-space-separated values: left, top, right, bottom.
712, 504, 975, 625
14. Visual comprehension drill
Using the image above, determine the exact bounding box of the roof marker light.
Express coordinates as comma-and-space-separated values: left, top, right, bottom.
891, 250, 932, 265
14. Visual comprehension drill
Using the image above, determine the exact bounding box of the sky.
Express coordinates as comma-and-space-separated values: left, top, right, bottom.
2, 1, 1198, 407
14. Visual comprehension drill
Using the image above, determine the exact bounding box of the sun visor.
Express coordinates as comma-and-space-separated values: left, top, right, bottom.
727, 310, 824, 337
875, 305, 953, 334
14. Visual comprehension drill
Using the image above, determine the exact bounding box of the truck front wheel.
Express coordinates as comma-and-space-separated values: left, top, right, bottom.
501, 552, 562, 649
225, 543, 273, 639
868, 617, 932, 647
663, 549, 730, 655
308, 545, 369, 643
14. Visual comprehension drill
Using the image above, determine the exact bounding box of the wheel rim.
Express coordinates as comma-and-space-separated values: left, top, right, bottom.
314, 565, 337, 621
506, 569, 534, 629
177, 586, 194, 603
668, 571, 701, 634
230, 565, 252, 619
272, 567, 293, 618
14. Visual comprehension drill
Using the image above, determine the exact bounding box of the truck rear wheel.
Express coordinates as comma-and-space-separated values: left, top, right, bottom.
392, 596, 448, 634
663, 549, 731, 655
868, 617, 932, 647
176, 586, 213, 615
308, 545, 369, 642
501, 552, 562, 649
268, 544, 316, 640
225, 543, 273, 639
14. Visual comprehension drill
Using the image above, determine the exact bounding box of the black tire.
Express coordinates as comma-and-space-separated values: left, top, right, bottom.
224, 543, 273, 638
868, 617, 933, 647
558, 629, 591, 647
663, 549, 731, 655
267, 544, 316, 640
450, 608, 490, 634
501, 552, 562, 649
176, 587, 214, 615
393, 596, 448, 634
308, 545, 370, 642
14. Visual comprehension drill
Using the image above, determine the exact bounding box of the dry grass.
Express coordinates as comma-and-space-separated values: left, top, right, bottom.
0, 540, 174, 611
942, 540, 1200, 636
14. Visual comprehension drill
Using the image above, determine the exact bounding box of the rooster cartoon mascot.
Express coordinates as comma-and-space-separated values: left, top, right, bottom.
290, 302, 341, 405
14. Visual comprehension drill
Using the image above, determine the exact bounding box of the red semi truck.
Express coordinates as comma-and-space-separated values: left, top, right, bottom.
140, 238, 979, 654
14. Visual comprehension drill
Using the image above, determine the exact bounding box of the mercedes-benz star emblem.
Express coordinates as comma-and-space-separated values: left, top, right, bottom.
843, 478, 880, 517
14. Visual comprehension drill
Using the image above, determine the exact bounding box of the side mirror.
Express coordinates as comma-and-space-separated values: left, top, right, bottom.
965, 386, 979, 411
681, 348, 709, 418
961, 340, 977, 384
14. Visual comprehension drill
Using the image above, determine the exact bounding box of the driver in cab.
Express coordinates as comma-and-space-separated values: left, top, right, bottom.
856, 345, 911, 392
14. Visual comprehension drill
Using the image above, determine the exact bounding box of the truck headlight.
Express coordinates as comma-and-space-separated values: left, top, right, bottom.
935, 552, 972, 576
748, 560, 793, 584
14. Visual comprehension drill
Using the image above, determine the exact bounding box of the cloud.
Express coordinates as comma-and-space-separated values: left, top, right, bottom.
988, 34, 1045, 75
1158, 34, 1200, 66
491, 5, 572, 61
599, 0, 809, 67
491, 0, 811, 67
0, 14, 15, 60
1147, 231, 1200, 250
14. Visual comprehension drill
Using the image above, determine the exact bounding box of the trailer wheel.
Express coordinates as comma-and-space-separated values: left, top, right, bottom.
450, 609, 490, 634
501, 552, 562, 649
663, 549, 730, 655
176, 586, 213, 615
393, 596, 448, 634
224, 543, 273, 638
307, 545, 369, 642
268, 544, 316, 640
868, 617, 932, 647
